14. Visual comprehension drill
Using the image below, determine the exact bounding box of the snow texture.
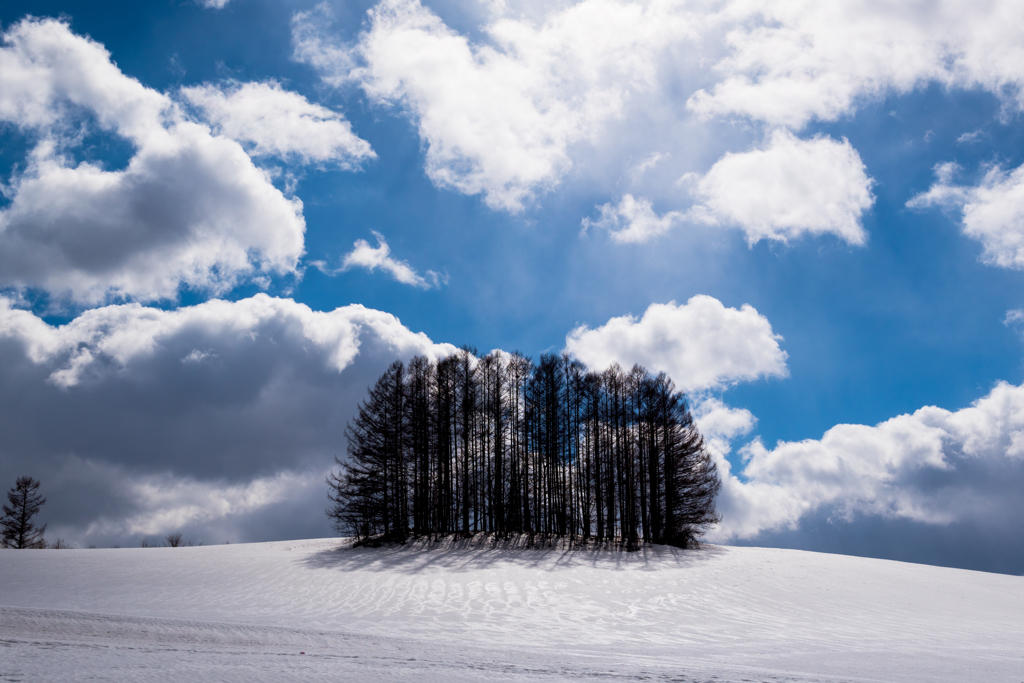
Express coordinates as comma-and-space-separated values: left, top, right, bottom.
1, 538, 1021, 682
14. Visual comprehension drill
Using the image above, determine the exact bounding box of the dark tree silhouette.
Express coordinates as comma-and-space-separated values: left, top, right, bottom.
1, 476, 47, 549
327, 360, 408, 542
328, 353, 721, 549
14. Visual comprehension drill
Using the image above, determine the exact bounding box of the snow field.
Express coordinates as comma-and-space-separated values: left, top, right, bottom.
1, 538, 1022, 682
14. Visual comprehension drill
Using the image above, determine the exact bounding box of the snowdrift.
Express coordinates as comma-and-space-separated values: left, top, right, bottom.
1, 539, 1021, 682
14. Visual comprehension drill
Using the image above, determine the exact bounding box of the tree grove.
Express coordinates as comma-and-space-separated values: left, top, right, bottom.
328, 349, 720, 549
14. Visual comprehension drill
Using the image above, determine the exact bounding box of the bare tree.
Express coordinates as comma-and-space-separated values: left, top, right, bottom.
1, 476, 47, 549
165, 532, 184, 547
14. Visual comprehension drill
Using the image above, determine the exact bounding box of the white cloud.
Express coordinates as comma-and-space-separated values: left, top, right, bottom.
182, 81, 375, 166
688, 1, 1024, 129
0, 293, 455, 389
0, 18, 167, 139
342, 234, 441, 288
582, 194, 684, 244
201, 0, 232, 8
564, 296, 788, 393
688, 131, 874, 245
182, 349, 216, 364
693, 397, 757, 470
0, 18, 307, 303
586, 133, 873, 245
324, 231, 443, 288
694, 397, 757, 443
908, 161, 1024, 270
294, 0, 697, 212
86, 468, 323, 539
0, 127, 305, 303
710, 381, 1024, 543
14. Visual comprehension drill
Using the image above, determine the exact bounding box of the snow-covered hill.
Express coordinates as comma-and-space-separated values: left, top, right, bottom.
1, 538, 1021, 682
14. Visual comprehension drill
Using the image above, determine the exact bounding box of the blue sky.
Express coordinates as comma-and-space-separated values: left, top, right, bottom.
2, 0, 1024, 573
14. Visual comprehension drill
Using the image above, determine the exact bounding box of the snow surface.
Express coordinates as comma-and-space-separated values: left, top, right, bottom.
1, 538, 1022, 682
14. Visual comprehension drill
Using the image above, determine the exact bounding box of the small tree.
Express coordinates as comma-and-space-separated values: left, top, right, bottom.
1, 477, 47, 549
165, 532, 184, 547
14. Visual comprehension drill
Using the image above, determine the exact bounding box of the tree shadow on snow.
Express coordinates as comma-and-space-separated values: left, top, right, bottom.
298, 534, 727, 574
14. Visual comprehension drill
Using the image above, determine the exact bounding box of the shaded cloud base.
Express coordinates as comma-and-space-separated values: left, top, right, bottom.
735, 512, 1024, 576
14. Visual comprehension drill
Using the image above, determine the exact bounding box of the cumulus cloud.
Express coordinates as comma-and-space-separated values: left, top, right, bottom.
564, 296, 788, 393
695, 397, 757, 443
79, 467, 325, 542
710, 382, 1024, 560
293, 0, 697, 211
582, 194, 684, 244
329, 231, 444, 288
181, 81, 374, 166
0, 129, 305, 303
201, 0, 232, 8
0, 18, 308, 303
585, 133, 873, 245
687, 131, 874, 245
35, 455, 333, 546
688, 1, 1024, 129
290, 0, 1024, 216
908, 161, 1024, 269
0, 293, 456, 546
0, 18, 167, 138
693, 397, 757, 463
0, 292, 455, 389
